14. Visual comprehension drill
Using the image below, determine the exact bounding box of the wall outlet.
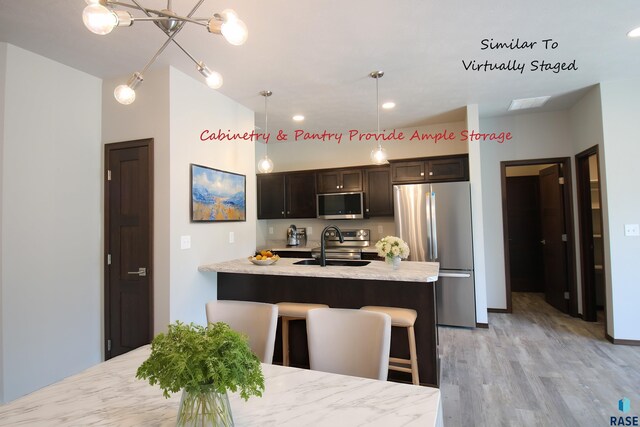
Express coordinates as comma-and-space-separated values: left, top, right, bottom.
229, 231, 235, 243
268, 227, 274, 235
624, 224, 639, 236
180, 235, 191, 250
377, 225, 384, 235
307, 226, 313, 235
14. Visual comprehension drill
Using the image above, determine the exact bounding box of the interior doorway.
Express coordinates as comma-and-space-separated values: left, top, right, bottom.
500, 158, 578, 316
104, 139, 154, 359
576, 146, 606, 326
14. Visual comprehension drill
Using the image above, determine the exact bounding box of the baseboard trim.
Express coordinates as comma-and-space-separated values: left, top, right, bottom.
606, 333, 640, 346
487, 308, 510, 313
476, 322, 489, 329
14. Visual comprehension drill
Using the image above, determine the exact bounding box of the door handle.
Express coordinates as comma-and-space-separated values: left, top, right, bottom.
540, 239, 546, 245
127, 267, 147, 277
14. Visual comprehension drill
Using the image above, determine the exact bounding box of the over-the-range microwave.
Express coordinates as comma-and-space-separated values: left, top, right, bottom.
316, 192, 364, 220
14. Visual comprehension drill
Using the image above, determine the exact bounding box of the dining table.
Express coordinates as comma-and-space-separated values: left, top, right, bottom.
0, 345, 443, 426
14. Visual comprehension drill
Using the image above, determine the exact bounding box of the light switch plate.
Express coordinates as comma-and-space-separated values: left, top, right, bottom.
180, 235, 191, 250
307, 226, 313, 235
229, 231, 235, 243
268, 227, 274, 235
377, 225, 384, 234
624, 224, 639, 236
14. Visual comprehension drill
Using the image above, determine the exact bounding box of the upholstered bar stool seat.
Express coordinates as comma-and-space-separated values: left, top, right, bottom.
360, 305, 420, 385
277, 302, 329, 367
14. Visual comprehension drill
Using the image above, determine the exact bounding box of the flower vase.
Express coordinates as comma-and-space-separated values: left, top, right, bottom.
389, 256, 401, 270
176, 385, 234, 427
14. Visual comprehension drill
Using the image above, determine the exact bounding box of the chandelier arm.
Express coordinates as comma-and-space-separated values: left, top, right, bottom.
138, 18, 189, 74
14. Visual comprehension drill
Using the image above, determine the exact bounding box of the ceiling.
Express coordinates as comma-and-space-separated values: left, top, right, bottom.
1, 0, 639, 134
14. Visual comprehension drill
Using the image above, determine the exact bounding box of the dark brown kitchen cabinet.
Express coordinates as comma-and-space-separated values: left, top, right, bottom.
391, 155, 469, 183
391, 161, 426, 183
427, 156, 468, 181
365, 167, 394, 217
257, 172, 316, 219
317, 168, 363, 193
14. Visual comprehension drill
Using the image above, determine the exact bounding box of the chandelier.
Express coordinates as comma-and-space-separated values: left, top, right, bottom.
369, 71, 388, 165
82, 0, 248, 105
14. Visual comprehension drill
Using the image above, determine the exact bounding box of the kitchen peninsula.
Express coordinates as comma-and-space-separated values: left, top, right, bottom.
199, 258, 440, 386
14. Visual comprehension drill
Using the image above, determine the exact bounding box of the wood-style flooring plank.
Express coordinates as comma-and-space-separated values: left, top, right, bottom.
439, 292, 640, 427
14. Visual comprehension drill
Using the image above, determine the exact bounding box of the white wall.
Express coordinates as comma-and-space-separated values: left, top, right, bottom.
0, 41, 7, 405
568, 85, 606, 319
168, 67, 256, 325
0, 44, 102, 402
599, 78, 640, 341
467, 104, 489, 324
103, 66, 256, 329
102, 68, 171, 334
478, 111, 576, 310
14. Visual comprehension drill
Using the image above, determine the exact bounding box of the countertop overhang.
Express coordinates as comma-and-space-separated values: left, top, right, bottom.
199, 257, 439, 283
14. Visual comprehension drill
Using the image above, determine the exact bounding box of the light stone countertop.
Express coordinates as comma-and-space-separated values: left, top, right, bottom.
0, 345, 443, 427
199, 257, 439, 283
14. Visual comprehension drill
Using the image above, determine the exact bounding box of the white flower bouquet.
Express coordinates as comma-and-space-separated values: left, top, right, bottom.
375, 236, 410, 262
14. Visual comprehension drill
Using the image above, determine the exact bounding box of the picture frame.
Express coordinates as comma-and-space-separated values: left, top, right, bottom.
190, 163, 246, 222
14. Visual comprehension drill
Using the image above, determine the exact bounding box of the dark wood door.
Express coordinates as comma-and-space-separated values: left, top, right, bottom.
285, 172, 316, 218
539, 165, 569, 313
105, 139, 153, 359
506, 176, 543, 292
257, 174, 285, 219
365, 167, 393, 216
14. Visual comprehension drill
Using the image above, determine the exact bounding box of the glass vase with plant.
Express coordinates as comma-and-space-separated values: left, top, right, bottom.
375, 236, 410, 269
136, 321, 265, 427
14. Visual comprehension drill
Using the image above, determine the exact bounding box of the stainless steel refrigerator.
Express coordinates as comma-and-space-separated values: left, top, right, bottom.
394, 182, 476, 327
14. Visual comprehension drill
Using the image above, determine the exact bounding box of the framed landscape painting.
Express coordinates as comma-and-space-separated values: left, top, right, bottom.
191, 164, 246, 222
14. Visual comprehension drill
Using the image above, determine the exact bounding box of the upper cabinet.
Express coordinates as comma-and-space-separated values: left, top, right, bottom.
365, 167, 394, 217
257, 172, 316, 219
390, 155, 469, 184
317, 168, 363, 193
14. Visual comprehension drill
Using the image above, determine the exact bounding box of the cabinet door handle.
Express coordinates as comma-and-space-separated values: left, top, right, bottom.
420, 172, 425, 176
429, 171, 434, 176
287, 211, 290, 215
336, 185, 340, 189
281, 211, 285, 215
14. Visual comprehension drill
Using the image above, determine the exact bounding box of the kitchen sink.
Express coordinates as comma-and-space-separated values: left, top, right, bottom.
293, 259, 371, 267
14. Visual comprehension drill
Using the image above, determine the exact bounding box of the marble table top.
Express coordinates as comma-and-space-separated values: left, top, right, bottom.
199, 257, 440, 283
0, 345, 443, 427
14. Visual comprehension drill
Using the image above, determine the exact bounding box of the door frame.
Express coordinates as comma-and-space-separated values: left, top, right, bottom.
575, 145, 606, 325
500, 157, 578, 315
104, 138, 154, 359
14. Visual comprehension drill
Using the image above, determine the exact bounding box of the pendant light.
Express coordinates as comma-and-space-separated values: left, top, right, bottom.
369, 71, 388, 165
257, 90, 274, 173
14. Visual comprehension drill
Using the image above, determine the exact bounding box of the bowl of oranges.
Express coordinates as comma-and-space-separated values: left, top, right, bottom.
248, 250, 280, 265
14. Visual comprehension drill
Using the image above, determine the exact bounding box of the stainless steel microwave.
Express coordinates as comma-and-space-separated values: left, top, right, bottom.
316, 192, 364, 219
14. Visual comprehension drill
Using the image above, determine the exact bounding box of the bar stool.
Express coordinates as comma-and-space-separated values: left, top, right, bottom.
360, 306, 419, 385
277, 302, 329, 366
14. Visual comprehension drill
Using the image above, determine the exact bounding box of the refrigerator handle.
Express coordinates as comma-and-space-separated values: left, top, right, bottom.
431, 191, 438, 260
425, 190, 433, 260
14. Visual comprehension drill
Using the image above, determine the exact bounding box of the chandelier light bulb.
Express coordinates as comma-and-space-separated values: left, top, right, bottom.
114, 84, 136, 105
82, 4, 117, 35
205, 71, 223, 89
257, 155, 274, 173
220, 9, 248, 45
628, 27, 640, 38
370, 146, 388, 165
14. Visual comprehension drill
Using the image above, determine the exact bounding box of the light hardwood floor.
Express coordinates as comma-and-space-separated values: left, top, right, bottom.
439, 292, 640, 426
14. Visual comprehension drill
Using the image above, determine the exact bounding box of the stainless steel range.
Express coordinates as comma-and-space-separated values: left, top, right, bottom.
311, 229, 370, 260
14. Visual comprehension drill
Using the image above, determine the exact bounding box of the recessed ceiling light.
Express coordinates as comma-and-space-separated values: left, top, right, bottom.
508, 96, 551, 111
628, 27, 640, 38
382, 102, 396, 109
292, 115, 305, 121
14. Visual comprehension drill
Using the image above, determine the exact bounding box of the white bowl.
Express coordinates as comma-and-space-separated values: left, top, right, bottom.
248, 256, 279, 265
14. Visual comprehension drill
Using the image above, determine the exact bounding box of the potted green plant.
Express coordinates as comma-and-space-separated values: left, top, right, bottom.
136, 321, 265, 427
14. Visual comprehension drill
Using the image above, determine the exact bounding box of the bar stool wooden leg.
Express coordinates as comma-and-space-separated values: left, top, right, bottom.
407, 325, 419, 385
282, 316, 291, 367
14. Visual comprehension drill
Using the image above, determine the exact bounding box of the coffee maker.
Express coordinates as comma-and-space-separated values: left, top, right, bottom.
286, 224, 306, 246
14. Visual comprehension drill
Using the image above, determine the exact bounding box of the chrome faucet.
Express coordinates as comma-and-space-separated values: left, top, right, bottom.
320, 225, 344, 267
